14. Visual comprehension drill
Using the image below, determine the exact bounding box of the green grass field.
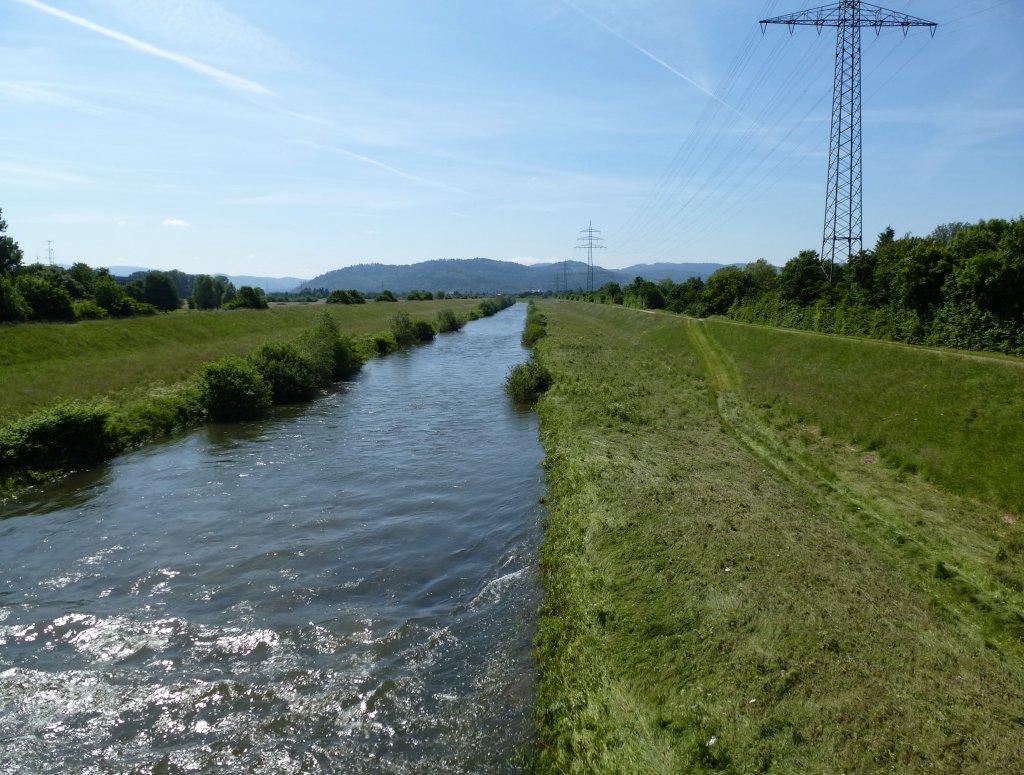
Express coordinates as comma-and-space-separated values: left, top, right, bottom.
0, 299, 480, 420
532, 301, 1024, 773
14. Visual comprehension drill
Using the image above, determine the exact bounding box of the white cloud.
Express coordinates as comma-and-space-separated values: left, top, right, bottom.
14, 0, 273, 95
162, 218, 189, 227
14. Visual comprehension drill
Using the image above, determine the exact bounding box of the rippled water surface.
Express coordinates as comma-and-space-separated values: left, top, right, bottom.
0, 304, 544, 773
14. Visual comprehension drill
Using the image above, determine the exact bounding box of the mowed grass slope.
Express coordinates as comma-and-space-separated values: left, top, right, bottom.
0, 299, 479, 419
703, 317, 1024, 513
532, 300, 1024, 774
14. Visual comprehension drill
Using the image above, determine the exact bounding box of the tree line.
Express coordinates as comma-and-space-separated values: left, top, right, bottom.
0, 209, 272, 323
555, 216, 1023, 356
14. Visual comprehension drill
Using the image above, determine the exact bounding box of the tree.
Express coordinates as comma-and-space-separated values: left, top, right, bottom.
92, 276, 135, 316
225, 285, 268, 310
743, 259, 778, 295
597, 282, 624, 305
778, 250, 829, 306
0, 276, 30, 321
144, 271, 180, 312
16, 275, 75, 321
68, 262, 98, 292
191, 274, 221, 310
623, 276, 665, 310
665, 277, 704, 315
948, 218, 1024, 321
700, 266, 747, 315
0, 209, 23, 277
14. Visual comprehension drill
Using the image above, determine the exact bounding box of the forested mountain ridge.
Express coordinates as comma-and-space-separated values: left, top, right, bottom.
301, 257, 728, 294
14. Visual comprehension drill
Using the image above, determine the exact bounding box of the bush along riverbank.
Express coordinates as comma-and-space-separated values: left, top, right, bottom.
0, 297, 515, 499
505, 302, 552, 405
530, 299, 1024, 774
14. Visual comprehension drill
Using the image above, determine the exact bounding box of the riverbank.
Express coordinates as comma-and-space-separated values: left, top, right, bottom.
0, 298, 508, 499
0, 299, 484, 419
532, 300, 1024, 773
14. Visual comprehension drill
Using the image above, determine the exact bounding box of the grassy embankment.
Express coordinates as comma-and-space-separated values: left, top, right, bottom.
532, 300, 1024, 773
0, 299, 486, 497
0, 299, 481, 419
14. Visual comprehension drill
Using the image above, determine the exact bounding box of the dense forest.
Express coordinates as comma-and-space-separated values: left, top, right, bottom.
562, 217, 1023, 357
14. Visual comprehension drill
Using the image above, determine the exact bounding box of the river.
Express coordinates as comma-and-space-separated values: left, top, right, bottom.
0, 304, 544, 773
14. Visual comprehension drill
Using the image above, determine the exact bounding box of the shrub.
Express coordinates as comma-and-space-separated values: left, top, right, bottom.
0, 401, 114, 482
376, 289, 398, 302
199, 357, 273, 421
522, 322, 547, 347
107, 382, 205, 448
326, 289, 366, 304
478, 298, 500, 317
504, 358, 552, 404
436, 308, 464, 333
73, 299, 109, 320
372, 334, 397, 355
413, 319, 435, 342
297, 312, 363, 381
389, 311, 418, 347
248, 342, 320, 404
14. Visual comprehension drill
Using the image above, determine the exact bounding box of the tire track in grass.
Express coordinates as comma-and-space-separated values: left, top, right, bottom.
684, 316, 1024, 661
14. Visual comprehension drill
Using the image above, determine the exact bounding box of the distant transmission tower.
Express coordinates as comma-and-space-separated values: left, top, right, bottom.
575, 221, 605, 293
760, 2, 936, 279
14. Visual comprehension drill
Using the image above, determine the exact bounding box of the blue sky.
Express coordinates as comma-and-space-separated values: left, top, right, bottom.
2, 0, 1020, 278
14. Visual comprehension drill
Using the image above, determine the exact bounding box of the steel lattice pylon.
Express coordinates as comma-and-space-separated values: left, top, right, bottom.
575, 221, 605, 293
760, 2, 936, 279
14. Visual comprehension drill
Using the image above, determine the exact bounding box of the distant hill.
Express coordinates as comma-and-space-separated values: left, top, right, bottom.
300, 258, 734, 294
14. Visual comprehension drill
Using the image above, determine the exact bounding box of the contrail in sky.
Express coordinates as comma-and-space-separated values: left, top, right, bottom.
311, 143, 467, 195
559, 0, 762, 130
14, 0, 273, 96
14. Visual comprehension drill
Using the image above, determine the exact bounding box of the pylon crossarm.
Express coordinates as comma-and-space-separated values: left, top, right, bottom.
760, 2, 936, 33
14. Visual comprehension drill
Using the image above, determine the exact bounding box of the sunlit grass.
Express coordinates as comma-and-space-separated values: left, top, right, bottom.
703, 317, 1024, 513
532, 300, 1024, 774
0, 299, 480, 420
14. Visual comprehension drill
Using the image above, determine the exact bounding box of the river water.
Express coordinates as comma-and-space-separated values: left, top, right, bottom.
0, 304, 545, 774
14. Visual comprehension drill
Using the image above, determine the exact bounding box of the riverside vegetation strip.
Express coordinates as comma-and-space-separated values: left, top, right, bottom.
0, 298, 506, 498
531, 300, 1024, 773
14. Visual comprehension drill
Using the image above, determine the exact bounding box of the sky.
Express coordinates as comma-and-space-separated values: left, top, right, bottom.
1, 0, 1021, 279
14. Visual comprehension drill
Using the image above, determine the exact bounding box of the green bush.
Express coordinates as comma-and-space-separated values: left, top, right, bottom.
326, 289, 366, 304
521, 301, 548, 347
478, 298, 500, 317
372, 333, 397, 355
73, 298, 109, 320
199, 357, 273, 421
0, 401, 114, 482
436, 308, 464, 333
108, 382, 205, 448
413, 319, 435, 342
297, 312, 363, 381
389, 311, 418, 347
504, 358, 552, 404
522, 322, 547, 347
248, 341, 320, 404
